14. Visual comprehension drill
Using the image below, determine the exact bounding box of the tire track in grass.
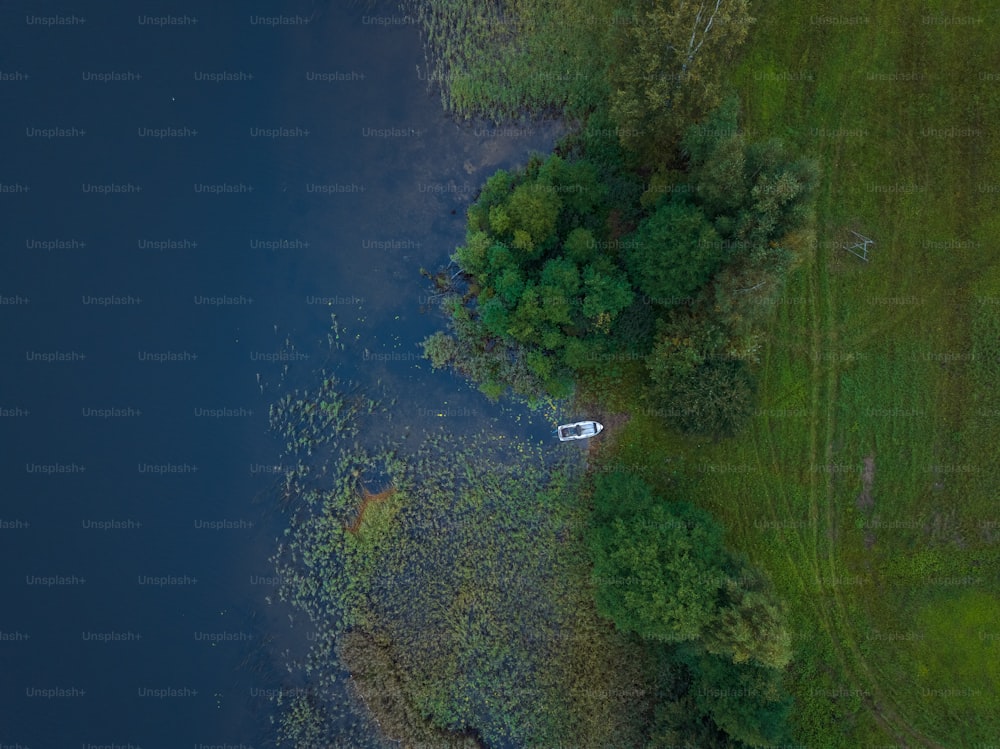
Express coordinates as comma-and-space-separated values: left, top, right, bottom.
726, 262, 818, 596
747, 256, 869, 744
744, 203, 938, 747
812, 224, 946, 749
746, 319, 812, 583
804, 229, 903, 745
737, 207, 943, 747
735, 6, 955, 743
773, 128, 943, 747
715, 223, 943, 747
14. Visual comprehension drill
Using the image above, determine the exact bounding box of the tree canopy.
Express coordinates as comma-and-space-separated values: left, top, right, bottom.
586, 471, 794, 746
588, 471, 729, 642
624, 199, 725, 305
609, 0, 755, 160
426, 152, 639, 400
587, 472, 790, 662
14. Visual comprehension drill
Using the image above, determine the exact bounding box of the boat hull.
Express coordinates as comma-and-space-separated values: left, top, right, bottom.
556, 421, 604, 441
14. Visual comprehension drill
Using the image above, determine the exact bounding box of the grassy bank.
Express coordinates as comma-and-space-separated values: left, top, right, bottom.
603, 2, 1000, 745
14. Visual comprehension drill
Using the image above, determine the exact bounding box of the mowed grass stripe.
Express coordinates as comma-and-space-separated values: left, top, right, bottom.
712, 0, 1000, 745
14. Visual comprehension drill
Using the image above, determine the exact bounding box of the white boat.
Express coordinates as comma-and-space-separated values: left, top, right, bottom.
556, 421, 603, 441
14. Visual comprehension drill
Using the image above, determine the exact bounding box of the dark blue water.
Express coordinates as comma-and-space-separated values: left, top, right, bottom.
0, 1, 564, 746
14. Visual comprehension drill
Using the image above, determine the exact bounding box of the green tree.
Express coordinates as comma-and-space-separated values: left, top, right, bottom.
539, 256, 582, 301
586, 473, 794, 746
563, 106, 648, 227
581, 262, 635, 324
681, 99, 819, 251
452, 230, 492, 277
504, 181, 562, 254
609, 0, 754, 160
624, 200, 724, 305
467, 169, 513, 232
588, 472, 729, 643
682, 649, 792, 748
508, 284, 543, 340
702, 567, 793, 670
649, 697, 749, 748
538, 153, 608, 228
494, 265, 525, 305
564, 226, 598, 264
479, 297, 511, 338
681, 96, 748, 220
735, 140, 819, 249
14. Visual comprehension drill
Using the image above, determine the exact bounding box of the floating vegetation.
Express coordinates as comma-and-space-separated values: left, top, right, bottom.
345, 484, 399, 536
274, 690, 343, 749
267, 372, 376, 464
268, 370, 653, 747
338, 629, 482, 748
327, 312, 346, 352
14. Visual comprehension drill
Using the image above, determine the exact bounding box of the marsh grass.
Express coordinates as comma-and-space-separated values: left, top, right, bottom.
402, 0, 621, 122
269, 370, 653, 747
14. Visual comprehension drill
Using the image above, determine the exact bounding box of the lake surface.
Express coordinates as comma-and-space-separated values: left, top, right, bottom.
0, 1, 564, 745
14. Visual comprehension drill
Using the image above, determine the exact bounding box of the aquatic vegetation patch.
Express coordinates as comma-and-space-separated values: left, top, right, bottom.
269, 374, 652, 747
401, 0, 617, 122
338, 629, 484, 748
345, 484, 400, 537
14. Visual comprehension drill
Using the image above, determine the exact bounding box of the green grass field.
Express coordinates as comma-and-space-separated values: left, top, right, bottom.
607, 1, 1000, 746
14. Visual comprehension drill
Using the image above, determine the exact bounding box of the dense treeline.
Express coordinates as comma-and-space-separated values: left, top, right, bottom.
424, 98, 817, 435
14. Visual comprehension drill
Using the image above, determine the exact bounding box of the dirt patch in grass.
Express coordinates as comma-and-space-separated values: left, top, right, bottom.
584, 411, 631, 462
856, 454, 875, 512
